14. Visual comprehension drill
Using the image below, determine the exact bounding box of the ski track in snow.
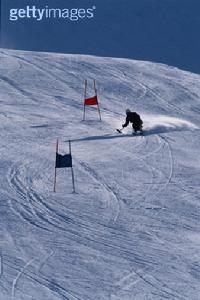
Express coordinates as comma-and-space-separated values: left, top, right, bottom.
7, 163, 56, 232
140, 134, 174, 209
11, 258, 35, 300
7, 161, 137, 258
110, 131, 177, 296
37, 250, 55, 273
78, 161, 121, 223
0, 74, 35, 101
134, 77, 185, 115
3, 52, 77, 94
115, 134, 170, 209
0, 49, 200, 300
120, 67, 187, 116
114, 266, 187, 300
4, 256, 81, 300
7, 161, 164, 278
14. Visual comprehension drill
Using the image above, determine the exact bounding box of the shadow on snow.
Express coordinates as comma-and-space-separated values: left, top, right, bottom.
69, 126, 196, 143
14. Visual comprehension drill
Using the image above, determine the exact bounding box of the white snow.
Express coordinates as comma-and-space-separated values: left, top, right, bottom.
0, 49, 200, 300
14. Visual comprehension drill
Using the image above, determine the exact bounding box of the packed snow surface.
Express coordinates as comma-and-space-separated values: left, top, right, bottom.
0, 49, 200, 300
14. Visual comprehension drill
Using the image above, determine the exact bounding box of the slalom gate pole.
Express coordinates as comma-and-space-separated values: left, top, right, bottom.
53, 139, 58, 192
83, 79, 87, 121
69, 140, 75, 193
97, 104, 102, 121
71, 167, 76, 194
93, 79, 97, 95
94, 79, 102, 121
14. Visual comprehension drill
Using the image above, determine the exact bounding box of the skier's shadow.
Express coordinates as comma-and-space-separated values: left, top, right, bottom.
69, 127, 195, 143
70, 133, 137, 143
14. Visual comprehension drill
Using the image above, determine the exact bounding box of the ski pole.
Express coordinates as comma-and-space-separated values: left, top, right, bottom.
116, 127, 124, 133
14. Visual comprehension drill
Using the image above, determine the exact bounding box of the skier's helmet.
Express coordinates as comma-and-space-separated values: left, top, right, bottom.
126, 109, 131, 114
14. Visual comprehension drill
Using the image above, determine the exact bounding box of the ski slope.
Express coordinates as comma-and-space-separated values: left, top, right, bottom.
0, 49, 200, 300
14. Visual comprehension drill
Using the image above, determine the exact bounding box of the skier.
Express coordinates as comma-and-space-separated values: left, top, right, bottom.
122, 109, 143, 134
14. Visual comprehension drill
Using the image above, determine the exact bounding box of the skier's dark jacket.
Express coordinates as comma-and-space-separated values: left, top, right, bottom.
122, 112, 143, 130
